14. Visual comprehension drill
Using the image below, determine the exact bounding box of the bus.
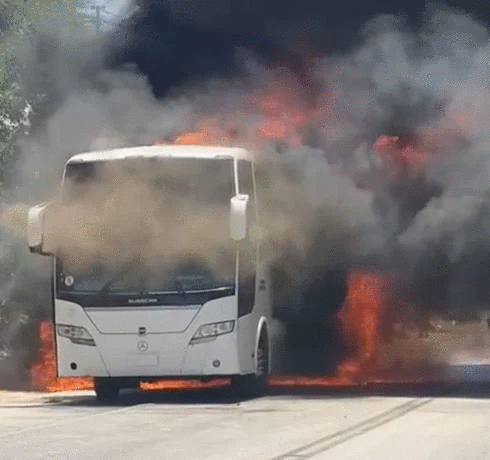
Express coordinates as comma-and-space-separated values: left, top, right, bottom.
27, 145, 273, 400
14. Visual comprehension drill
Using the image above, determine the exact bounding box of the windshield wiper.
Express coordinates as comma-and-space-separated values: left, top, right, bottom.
96, 262, 139, 297
175, 279, 186, 297
173, 275, 215, 297
146, 286, 235, 299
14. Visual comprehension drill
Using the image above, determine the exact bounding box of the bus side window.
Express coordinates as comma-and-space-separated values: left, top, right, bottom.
237, 160, 256, 317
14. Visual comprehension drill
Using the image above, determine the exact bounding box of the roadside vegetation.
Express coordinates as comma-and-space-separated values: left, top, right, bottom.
0, 0, 83, 187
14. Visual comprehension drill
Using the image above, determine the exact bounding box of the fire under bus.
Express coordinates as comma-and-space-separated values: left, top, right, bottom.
27, 145, 272, 401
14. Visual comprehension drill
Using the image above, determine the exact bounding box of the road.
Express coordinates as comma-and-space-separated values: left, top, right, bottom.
1, 381, 490, 460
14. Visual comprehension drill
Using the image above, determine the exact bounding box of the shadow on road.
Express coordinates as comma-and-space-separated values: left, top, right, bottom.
40, 366, 490, 408
42, 386, 258, 408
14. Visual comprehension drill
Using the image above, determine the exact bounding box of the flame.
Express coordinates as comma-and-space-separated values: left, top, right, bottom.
140, 379, 229, 391
268, 375, 356, 388
153, 131, 214, 146
245, 89, 307, 144
372, 135, 430, 173
269, 270, 387, 389
154, 123, 238, 147
173, 130, 212, 145
153, 86, 309, 149
30, 321, 93, 392
338, 271, 385, 365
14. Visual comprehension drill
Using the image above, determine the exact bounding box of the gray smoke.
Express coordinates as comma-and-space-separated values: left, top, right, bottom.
4, 4, 490, 382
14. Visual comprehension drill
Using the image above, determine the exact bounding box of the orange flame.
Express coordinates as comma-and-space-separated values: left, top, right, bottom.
270, 270, 387, 389
338, 271, 385, 364
30, 321, 93, 392
154, 124, 238, 147
153, 85, 309, 148
153, 130, 214, 146
173, 130, 211, 145
140, 379, 229, 391
245, 89, 307, 143
372, 135, 429, 173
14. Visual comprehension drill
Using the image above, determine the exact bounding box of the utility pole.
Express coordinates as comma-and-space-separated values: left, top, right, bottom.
91, 4, 105, 35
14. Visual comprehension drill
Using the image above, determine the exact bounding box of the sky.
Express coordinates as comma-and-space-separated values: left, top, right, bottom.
79, 0, 134, 29
102, 0, 133, 17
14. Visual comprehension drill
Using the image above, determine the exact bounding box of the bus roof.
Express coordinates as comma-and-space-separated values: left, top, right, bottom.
66, 145, 252, 164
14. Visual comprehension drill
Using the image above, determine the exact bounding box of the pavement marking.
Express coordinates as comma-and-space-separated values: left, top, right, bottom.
270, 398, 432, 459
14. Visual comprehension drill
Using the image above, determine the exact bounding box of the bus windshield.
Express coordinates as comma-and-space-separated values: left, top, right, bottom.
56, 254, 236, 305
54, 156, 237, 305
62, 157, 235, 206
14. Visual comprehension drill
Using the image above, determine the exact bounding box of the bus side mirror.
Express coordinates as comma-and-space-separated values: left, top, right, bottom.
27, 202, 53, 256
230, 194, 249, 241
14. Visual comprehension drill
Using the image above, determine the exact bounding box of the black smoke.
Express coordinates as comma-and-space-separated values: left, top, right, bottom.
108, 2, 305, 99
107, 1, 490, 99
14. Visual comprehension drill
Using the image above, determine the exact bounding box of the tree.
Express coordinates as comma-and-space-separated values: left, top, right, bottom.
0, 0, 83, 187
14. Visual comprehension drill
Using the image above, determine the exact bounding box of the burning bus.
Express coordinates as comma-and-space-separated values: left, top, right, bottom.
21, 137, 453, 396
27, 144, 277, 400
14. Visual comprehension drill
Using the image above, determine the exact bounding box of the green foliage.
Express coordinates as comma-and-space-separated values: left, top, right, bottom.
0, 0, 84, 186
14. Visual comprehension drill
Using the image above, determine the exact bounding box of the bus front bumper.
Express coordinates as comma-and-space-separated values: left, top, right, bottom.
56, 330, 241, 378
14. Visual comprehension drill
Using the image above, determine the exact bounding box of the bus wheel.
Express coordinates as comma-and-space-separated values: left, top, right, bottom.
94, 378, 120, 402
255, 331, 269, 391
231, 330, 269, 397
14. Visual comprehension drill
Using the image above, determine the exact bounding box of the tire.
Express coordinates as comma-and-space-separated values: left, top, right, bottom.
255, 332, 269, 391
94, 378, 120, 402
231, 329, 269, 397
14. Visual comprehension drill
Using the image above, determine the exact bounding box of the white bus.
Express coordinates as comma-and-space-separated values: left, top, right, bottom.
27, 145, 273, 400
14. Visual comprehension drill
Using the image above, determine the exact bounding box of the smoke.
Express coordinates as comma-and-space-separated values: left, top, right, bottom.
43, 156, 238, 279
4, 1, 490, 381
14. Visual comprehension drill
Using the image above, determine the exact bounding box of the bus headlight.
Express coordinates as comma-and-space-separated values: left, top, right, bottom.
191, 321, 235, 343
57, 324, 96, 346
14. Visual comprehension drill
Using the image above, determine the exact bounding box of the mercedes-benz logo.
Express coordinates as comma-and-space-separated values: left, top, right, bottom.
137, 340, 149, 352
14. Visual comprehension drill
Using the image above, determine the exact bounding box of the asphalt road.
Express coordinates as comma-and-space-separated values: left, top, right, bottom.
1, 382, 490, 460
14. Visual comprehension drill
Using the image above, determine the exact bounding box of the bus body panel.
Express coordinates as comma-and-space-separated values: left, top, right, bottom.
56, 335, 110, 377
235, 261, 272, 374
84, 307, 200, 334
236, 314, 255, 374
55, 296, 240, 378
180, 332, 240, 376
